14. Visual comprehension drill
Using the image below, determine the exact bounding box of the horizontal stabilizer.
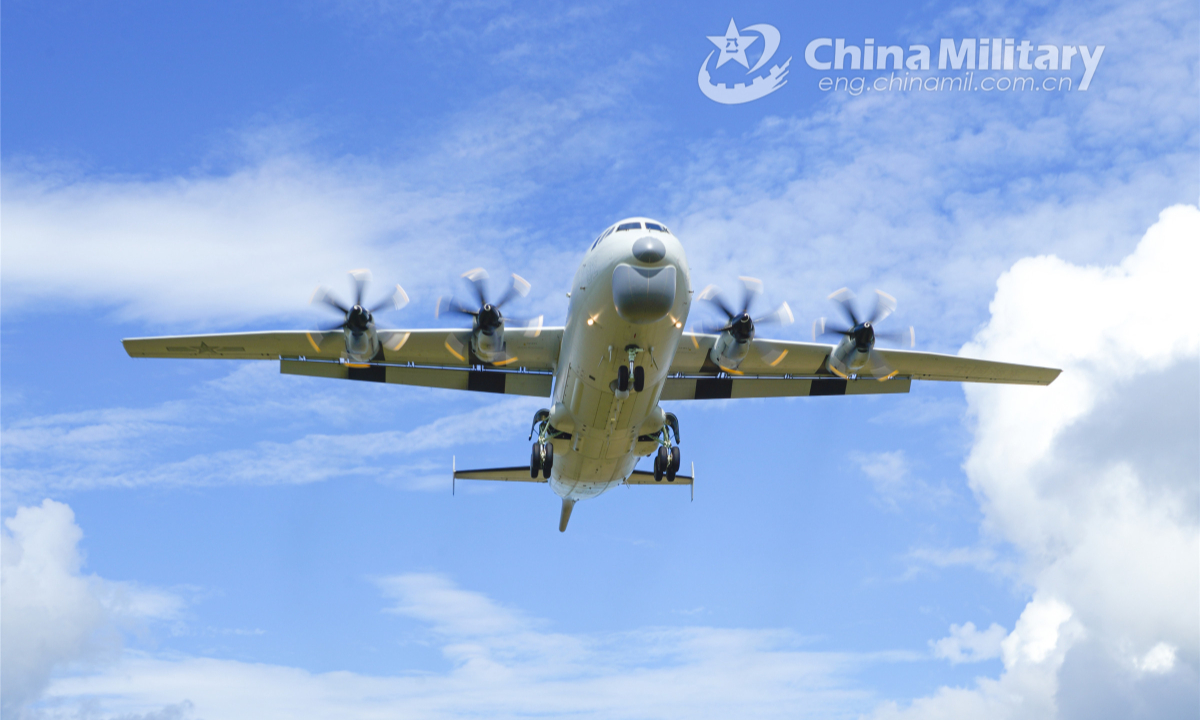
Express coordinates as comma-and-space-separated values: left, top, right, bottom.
453, 466, 546, 483
626, 470, 692, 485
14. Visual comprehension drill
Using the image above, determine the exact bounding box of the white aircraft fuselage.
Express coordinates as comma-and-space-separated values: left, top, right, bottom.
542, 217, 691, 502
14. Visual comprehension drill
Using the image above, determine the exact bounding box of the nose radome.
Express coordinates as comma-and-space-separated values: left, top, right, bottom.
632, 235, 666, 263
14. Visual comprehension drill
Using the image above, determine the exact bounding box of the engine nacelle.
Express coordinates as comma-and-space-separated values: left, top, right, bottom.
470, 325, 506, 363
828, 337, 871, 376
344, 325, 380, 363
708, 332, 751, 370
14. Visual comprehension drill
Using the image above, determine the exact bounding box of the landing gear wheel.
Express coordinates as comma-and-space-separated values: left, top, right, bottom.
531, 444, 543, 478
541, 442, 554, 479
655, 446, 668, 482
667, 446, 680, 482
633, 366, 645, 392
617, 365, 630, 392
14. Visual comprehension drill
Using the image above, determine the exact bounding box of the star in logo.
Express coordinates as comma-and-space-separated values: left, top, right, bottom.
707, 18, 759, 69
697, 19, 791, 105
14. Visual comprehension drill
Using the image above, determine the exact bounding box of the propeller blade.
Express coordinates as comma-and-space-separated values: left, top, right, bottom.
495, 273, 532, 308
867, 348, 898, 380
369, 284, 409, 313
875, 326, 915, 348
828, 287, 859, 326
518, 314, 545, 338
870, 290, 896, 324
311, 286, 349, 314
698, 284, 737, 320
738, 276, 764, 315
461, 268, 489, 307
320, 319, 348, 332
754, 301, 794, 327
436, 295, 478, 320
814, 317, 852, 339
699, 321, 734, 335
349, 269, 372, 306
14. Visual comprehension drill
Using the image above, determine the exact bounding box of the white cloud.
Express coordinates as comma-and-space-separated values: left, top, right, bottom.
872, 205, 1200, 719
1, 500, 183, 720
0, 49, 656, 331
2, 362, 542, 501
853, 450, 956, 511
0, 155, 505, 326
931, 622, 1008, 664
1135, 642, 1177, 675
38, 571, 884, 720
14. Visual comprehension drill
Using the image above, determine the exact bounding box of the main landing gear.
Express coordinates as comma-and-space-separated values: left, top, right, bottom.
529, 408, 554, 479
530, 441, 553, 479
653, 445, 681, 482
652, 412, 682, 482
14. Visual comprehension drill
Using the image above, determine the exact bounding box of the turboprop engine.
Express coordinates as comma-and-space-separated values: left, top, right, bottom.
814, 288, 915, 379
698, 277, 793, 371
437, 268, 541, 363
312, 270, 409, 363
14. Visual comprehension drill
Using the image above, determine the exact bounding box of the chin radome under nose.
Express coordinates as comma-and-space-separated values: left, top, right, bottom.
611, 264, 677, 324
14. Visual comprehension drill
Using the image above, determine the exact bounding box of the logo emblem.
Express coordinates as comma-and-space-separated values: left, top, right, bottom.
698, 19, 791, 105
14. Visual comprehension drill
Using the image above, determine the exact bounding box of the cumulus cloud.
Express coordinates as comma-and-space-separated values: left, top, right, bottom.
931, 622, 1008, 664
875, 205, 1200, 719
1, 500, 182, 720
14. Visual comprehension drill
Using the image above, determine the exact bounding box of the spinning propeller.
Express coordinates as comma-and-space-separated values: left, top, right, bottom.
697, 276, 794, 341
814, 288, 914, 379
311, 269, 409, 331
436, 268, 538, 334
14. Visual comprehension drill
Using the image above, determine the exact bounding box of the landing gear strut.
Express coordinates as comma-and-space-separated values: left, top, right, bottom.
652, 412, 682, 482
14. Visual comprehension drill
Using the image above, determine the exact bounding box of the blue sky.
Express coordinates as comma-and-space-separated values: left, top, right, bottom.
2, 1, 1198, 719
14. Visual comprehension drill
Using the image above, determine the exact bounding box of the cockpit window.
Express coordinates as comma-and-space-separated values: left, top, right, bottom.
644, 222, 666, 232
616, 221, 643, 232
590, 226, 615, 250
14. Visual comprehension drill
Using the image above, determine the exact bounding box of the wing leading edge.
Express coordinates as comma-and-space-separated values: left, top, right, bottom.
123, 327, 564, 398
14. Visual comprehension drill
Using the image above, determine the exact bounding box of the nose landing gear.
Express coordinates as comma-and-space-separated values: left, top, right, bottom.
615, 346, 646, 398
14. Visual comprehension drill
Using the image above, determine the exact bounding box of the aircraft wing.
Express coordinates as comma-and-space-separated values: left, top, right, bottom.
123, 327, 564, 398
662, 333, 1059, 400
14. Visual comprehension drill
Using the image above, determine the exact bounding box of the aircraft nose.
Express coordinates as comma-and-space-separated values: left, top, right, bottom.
632, 235, 666, 263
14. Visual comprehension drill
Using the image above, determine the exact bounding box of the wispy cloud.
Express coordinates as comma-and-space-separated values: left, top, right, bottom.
2, 362, 541, 501
852, 450, 958, 511
41, 571, 899, 720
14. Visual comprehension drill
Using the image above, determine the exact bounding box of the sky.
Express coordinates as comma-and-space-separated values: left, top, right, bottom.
1, 1, 1197, 718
